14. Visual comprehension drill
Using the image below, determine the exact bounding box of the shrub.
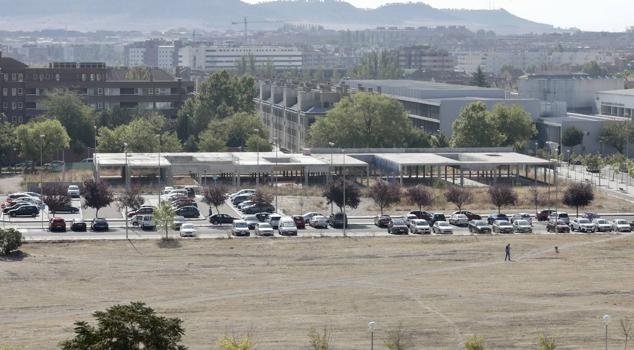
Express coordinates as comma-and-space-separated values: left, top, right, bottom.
538, 334, 557, 350
0, 228, 22, 256
464, 335, 486, 350
217, 333, 254, 350
308, 327, 332, 350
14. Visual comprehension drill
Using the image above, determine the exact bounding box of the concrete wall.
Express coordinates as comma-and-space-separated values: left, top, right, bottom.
595, 91, 634, 117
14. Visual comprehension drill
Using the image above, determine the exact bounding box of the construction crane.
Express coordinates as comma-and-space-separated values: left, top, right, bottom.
231, 17, 283, 45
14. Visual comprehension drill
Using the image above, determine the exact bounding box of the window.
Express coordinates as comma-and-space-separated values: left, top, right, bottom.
97, 102, 103, 110
2, 88, 6, 96
96, 74, 101, 81
11, 102, 16, 110
11, 88, 16, 96
2, 102, 7, 109
90, 74, 95, 81
55, 73, 60, 82
148, 88, 154, 95
81, 74, 87, 82
11, 73, 16, 81
97, 88, 103, 96
17, 102, 23, 110
18, 73, 23, 82
3, 73, 7, 81
17, 88, 23, 96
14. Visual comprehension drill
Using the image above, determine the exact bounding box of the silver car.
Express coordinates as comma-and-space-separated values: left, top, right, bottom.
612, 219, 631, 232
432, 221, 453, 234
449, 213, 469, 226
593, 218, 612, 232
512, 219, 532, 233
255, 222, 274, 236
309, 215, 328, 229
571, 218, 595, 233
492, 220, 514, 234
409, 219, 431, 234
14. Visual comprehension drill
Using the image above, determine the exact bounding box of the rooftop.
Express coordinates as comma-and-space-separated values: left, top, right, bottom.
597, 89, 634, 96
346, 79, 500, 92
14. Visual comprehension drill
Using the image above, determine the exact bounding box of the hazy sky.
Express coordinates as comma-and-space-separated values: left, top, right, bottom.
245, 0, 632, 32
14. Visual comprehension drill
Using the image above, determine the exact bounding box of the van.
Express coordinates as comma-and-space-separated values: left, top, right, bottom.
328, 213, 348, 228
278, 217, 298, 236
268, 214, 282, 229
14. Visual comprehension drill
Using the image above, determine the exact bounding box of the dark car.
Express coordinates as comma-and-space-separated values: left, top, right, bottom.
487, 213, 509, 225
454, 210, 481, 220
582, 212, 601, 221
49, 217, 66, 232
468, 220, 492, 234
185, 187, 196, 198
91, 218, 109, 231
242, 204, 275, 214
374, 214, 392, 228
171, 199, 197, 208
3, 202, 29, 213
292, 215, 306, 229
328, 212, 348, 228
176, 206, 200, 218
546, 219, 570, 233
232, 195, 253, 206
429, 213, 446, 225
387, 218, 409, 235
70, 218, 87, 232
50, 204, 80, 214
8, 204, 38, 217
128, 206, 154, 218
209, 213, 234, 225
409, 211, 426, 220
255, 212, 271, 222
536, 209, 556, 221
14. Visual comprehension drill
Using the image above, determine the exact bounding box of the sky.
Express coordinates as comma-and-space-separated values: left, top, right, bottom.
244, 0, 632, 32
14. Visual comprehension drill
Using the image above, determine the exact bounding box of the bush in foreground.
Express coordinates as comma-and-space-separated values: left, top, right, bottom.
0, 228, 22, 256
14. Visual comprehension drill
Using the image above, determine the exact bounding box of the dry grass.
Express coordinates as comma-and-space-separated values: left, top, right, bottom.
1, 236, 633, 349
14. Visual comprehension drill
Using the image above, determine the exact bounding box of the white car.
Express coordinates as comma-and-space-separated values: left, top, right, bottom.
67, 185, 80, 198
512, 219, 532, 233
255, 222, 274, 236
448, 213, 469, 226
510, 213, 532, 225
432, 221, 453, 234
231, 220, 250, 236
179, 223, 196, 237
612, 219, 631, 232
230, 189, 256, 200
409, 219, 431, 234
309, 215, 328, 228
593, 218, 612, 232
571, 218, 595, 233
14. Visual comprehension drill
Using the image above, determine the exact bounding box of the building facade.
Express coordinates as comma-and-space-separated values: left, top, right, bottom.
0, 52, 194, 123
124, 40, 179, 72
595, 89, 634, 118
397, 46, 456, 72
179, 45, 302, 71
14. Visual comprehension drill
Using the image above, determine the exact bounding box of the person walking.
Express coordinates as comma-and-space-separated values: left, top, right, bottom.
505, 243, 511, 262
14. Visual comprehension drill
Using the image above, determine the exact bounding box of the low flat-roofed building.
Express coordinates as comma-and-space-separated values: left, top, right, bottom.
595, 89, 634, 118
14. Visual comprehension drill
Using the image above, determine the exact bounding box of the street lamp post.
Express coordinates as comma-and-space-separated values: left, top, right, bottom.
603, 314, 610, 350
124, 142, 129, 240
368, 321, 376, 350
94, 125, 97, 151
254, 128, 260, 188
156, 134, 161, 203
328, 142, 335, 213
39, 134, 44, 229
274, 137, 278, 211
566, 150, 571, 178
342, 148, 346, 237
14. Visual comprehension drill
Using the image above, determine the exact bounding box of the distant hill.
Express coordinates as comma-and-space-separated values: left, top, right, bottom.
0, 0, 555, 34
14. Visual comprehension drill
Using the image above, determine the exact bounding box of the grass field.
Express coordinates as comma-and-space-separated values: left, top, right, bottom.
1, 235, 633, 349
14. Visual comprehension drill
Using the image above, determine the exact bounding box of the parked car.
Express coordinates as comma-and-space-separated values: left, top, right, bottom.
403, 213, 418, 225
453, 210, 481, 220
513, 220, 532, 233
50, 204, 80, 214
128, 206, 154, 218
292, 215, 306, 229
582, 212, 601, 221
161, 188, 188, 201
237, 200, 254, 210
549, 212, 570, 224
328, 212, 348, 229
242, 204, 275, 214
510, 213, 532, 225
387, 218, 409, 235
255, 212, 271, 222
409, 211, 426, 220
171, 198, 197, 209
67, 185, 80, 198
8, 204, 38, 217
374, 214, 392, 228
409, 219, 431, 234
229, 189, 256, 200
231, 220, 250, 236
492, 220, 514, 234
209, 214, 234, 225
429, 213, 446, 225
487, 214, 509, 225
570, 218, 596, 233
139, 215, 155, 231
70, 218, 87, 232
176, 206, 200, 218
309, 215, 329, 229
468, 220, 491, 234
49, 217, 66, 232
179, 223, 197, 237
3, 202, 30, 213
546, 219, 570, 233
432, 221, 453, 234
593, 218, 612, 232
536, 209, 556, 221
231, 194, 253, 206
268, 214, 282, 229
302, 212, 323, 223
91, 218, 109, 231
255, 222, 274, 236
243, 215, 259, 230
613, 219, 632, 232
448, 213, 469, 226
278, 217, 298, 236
172, 216, 185, 230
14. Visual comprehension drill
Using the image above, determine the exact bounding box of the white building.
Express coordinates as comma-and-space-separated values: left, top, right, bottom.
157, 46, 176, 71
596, 89, 634, 118
127, 47, 146, 67
178, 45, 302, 71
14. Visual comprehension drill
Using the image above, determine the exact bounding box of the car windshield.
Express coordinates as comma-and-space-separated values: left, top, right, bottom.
559, 213, 569, 218
516, 220, 529, 225
280, 222, 295, 227
270, 217, 281, 221
438, 222, 450, 227
259, 223, 272, 229
596, 219, 608, 224
69, 185, 78, 189
244, 216, 257, 221
235, 222, 247, 228
497, 220, 510, 225
182, 224, 194, 229
615, 220, 627, 224
578, 218, 590, 223
392, 219, 406, 225
313, 216, 325, 220
415, 220, 429, 226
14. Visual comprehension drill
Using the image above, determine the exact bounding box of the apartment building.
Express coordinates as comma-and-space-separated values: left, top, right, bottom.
0, 52, 194, 123
124, 40, 179, 71
397, 46, 456, 72
179, 45, 302, 71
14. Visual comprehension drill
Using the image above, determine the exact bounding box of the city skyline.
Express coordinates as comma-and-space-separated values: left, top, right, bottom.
245, 0, 632, 32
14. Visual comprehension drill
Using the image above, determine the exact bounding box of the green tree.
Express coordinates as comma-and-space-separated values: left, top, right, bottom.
470, 66, 489, 87
309, 92, 429, 148
351, 50, 402, 79
217, 334, 253, 350
464, 335, 486, 350
197, 129, 227, 152
583, 61, 608, 76
116, 186, 145, 212
600, 120, 632, 153
95, 106, 134, 129
246, 134, 272, 152
561, 126, 584, 152
59, 302, 186, 350
308, 327, 331, 350
490, 104, 537, 150
384, 323, 412, 350
0, 228, 22, 256
154, 201, 176, 239
430, 131, 450, 148
203, 185, 227, 215
562, 182, 594, 217
264, 59, 275, 79
16, 119, 70, 167
198, 112, 269, 151
82, 179, 114, 218
45, 94, 95, 153
176, 71, 255, 142
0, 122, 16, 167
451, 102, 504, 147
97, 114, 182, 153
538, 334, 557, 350
369, 181, 401, 215
323, 178, 360, 212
